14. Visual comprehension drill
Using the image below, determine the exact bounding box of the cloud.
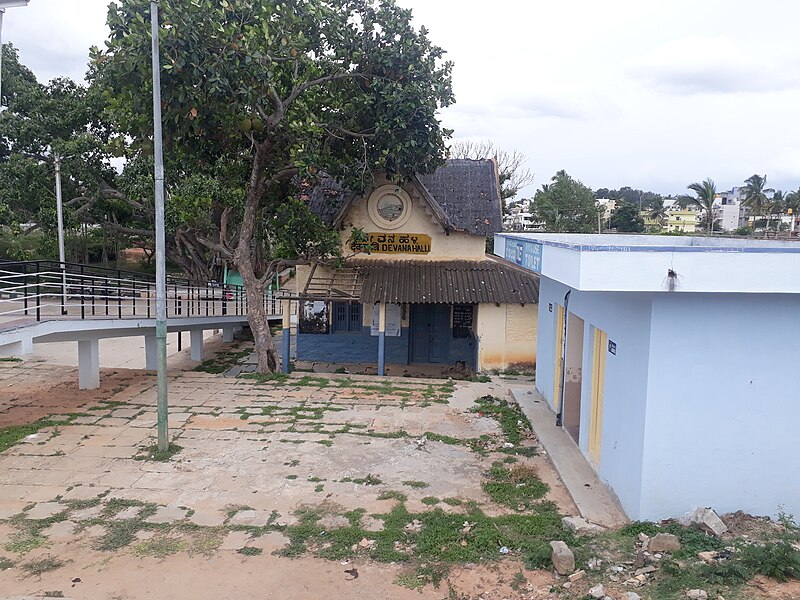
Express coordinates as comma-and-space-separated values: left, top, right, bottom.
628, 35, 800, 94
450, 93, 616, 123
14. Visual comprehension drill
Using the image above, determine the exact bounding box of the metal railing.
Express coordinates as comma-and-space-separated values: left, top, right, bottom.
0, 260, 283, 324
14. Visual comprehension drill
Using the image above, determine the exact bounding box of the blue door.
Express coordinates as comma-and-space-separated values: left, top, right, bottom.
411, 304, 451, 364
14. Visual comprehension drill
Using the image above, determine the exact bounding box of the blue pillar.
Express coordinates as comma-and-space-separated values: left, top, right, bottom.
281, 327, 290, 374
377, 302, 386, 376
378, 331, 386, 376
281, 299, 291, 374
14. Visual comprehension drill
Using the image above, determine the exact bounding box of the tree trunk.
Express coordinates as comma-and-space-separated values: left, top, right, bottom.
238, 255, 279, 372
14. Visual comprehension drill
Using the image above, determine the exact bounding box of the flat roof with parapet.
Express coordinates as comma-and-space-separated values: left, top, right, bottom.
499, 233, 800, 253
494, 233, 800, 293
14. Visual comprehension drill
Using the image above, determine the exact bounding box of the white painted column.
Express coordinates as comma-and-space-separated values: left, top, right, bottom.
190, 329, 204, 361
223, 326, 235, 343
144, 334, 157, 370
78, 339, 100, 390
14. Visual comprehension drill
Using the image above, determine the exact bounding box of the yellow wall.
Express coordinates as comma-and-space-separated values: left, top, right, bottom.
476, 302, 537, 371
666, 209, 698, 233
338, 175, 486, 260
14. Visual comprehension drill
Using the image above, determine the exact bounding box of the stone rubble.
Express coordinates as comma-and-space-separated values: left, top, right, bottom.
647, 532, 681, 553
679, 507, 728, 536
549, 540, 575, 576
588, 583, 606, 599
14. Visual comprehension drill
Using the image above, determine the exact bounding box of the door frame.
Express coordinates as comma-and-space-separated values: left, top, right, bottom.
553, 304, 565, 411
588, 327, 608, 464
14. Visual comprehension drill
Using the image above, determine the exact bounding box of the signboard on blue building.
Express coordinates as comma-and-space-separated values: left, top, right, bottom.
505, 238, 543, 273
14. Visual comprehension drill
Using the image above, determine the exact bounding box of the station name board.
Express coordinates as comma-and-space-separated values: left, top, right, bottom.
351, 232, 432, 254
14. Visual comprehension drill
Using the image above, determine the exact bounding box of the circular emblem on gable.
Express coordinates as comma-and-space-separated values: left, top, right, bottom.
367, 185, 412, 229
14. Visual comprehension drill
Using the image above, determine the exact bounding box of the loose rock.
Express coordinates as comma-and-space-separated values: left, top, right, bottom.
686, 590, 708, 600
550, 541, 575, 576
648, 533, 681, 553
623, 593, 642, 600
568, 569, 585, 582
588, 583, 605, 599
562, 515, 604, 535
679, 508, 728, 537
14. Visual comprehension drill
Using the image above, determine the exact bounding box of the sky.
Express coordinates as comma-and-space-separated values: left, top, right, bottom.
3, 0, 800, 198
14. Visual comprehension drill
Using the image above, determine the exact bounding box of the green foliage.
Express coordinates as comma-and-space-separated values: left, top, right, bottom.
740, 539, 800, 582
236, 546, 263, 556
530, 170, 600, 232
421, 497, 440, 506
403, 480, 430, 489
19, 556, 65, 577
134, 443, 183, 462
610, 203, 645, 232
471, 395, 532, 446
482, 463, 549, 510
0, 417, 74, 454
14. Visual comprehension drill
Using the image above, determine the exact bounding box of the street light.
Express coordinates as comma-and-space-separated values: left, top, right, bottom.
150, 0, 169, 452
0, 0, 30, 109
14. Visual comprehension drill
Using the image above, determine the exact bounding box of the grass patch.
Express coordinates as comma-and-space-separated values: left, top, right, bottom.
482, 463, 548, 510
192, 348, 252, 374
442, 498, 463, 506
403, 480, 429, 489
0, 556, 14, 570
378, 490, 408, 502
421, 497, 440, 506
471, 395, 532, 446
241, 372, 289, 384
0, 356, 23, 362
237, 546, 263, 556
133, 443, 183, 462
4, 531, 48, 554
20, 556, 64, 577
133, 537, 187, 558
0, 417, 75, 453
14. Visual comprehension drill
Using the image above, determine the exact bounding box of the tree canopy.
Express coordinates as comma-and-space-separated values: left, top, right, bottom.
93, 0, 454, 370
610, 203, 644, 232
530, 170, 599, 232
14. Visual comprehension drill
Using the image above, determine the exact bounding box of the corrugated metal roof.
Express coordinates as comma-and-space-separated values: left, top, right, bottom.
350, 256, 539, 305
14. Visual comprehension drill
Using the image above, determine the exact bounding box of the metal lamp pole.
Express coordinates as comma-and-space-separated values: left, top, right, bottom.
150, 0, 169, 452
0, 1, 31, 109
54, 154, 68, 314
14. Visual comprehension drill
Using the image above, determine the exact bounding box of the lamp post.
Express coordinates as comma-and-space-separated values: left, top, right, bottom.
54, 153, 68, 314
0, 0, 30, 109
150, 0, 169, 452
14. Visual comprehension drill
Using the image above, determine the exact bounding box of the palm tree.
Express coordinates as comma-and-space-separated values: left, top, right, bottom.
786, 187, 800, 234
742, 174, 769, 237
687, 178, 717, 234
767, 191, 785, 234
648, 199, 668, 228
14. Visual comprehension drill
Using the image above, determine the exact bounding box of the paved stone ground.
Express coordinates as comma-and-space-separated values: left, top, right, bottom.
0, 360, 577, 599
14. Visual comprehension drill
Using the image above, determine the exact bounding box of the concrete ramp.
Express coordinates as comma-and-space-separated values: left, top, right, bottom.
511, 386, 629, 528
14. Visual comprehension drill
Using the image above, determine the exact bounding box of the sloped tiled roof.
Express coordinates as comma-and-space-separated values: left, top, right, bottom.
416, 159, 502, 236
304, 159, 502, 236
348, 255, 539, 305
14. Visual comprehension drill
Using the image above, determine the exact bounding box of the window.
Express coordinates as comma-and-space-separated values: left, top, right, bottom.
452, 304, 474, 339
332, 302, 362, 333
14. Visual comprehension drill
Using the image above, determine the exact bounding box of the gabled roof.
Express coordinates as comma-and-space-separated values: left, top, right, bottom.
304, 159, 502, 236
416, 159, 502, 236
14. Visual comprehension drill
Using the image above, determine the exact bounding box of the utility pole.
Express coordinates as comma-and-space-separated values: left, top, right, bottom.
151, 0, 169, 452
54, 154, 67, 314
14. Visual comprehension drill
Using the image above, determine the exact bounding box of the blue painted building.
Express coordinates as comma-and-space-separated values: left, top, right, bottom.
495, 232, 800, 521
294, 160, 540, 373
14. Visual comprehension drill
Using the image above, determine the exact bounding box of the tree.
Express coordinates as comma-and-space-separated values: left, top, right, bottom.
786, 187, 800, 234
742, 174, 769, 237
99, 0, 454, 372
687, 178, 717, 234
610, 203, 644, 232
648, 198, 668, 228
530, 170, 599, 232
449, 140, 534, 209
